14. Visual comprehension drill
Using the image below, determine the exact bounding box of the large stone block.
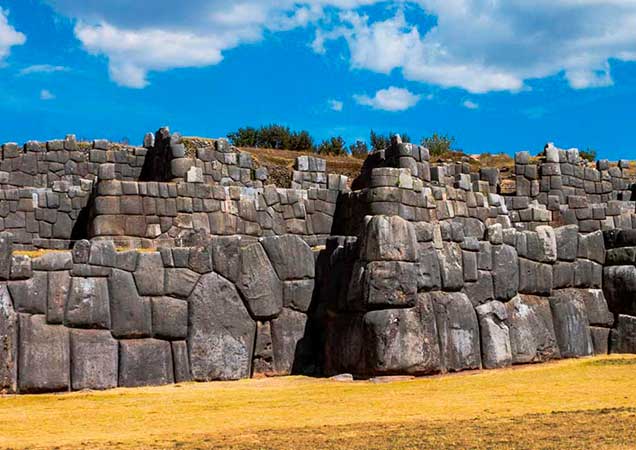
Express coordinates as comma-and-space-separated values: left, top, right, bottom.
0, 286, 17, 392
603, 265, 636, 316
505, 295, 560, 364
363, 294, 440, 375
188, 272, 255, 381
8, 271, 48, 314
118, 339, 174, 388
417, 243, 441, 291
518, 259, 552, 296
360, 215, 418, 262
610, 315, 636, 354
262, 235, 315, 280
46, 270, 71, 324
577, 289, 613, 327
236, 243, 283, 320
589, 326, 610, 355
437, 244, 464, 291
492, 244, 519, 301
108, 269, 152, 338
324, 313, 365, 376
0, 232, 11, 281
134, 252, 165, 296
164, 268, 200, 299
209, 237, 242, 283
283, 279, 314, 313
476, 301, 512, 369
18, 314, 70, 393
463, 271, 494, 307
151, 297, 187, 340
549, 290, 593, 358
364, 261, 418, 308
431, 292, 481, 372
271, 308, 311, 375
70, 329, 118, 391
172, 341, 192, 383
65, 277, 111, 329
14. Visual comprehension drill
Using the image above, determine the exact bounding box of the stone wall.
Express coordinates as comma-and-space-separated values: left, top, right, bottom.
1, 128, 636, 394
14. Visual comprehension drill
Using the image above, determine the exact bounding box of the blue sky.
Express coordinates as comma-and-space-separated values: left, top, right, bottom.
1, 0, 636, 159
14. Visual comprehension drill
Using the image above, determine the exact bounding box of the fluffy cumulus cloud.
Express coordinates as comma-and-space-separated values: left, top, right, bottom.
45, 1, 636, 93
0, 8, 26, 64
354, 86, 421, 111
328, 99, 344, 111
325, 1, 636, 93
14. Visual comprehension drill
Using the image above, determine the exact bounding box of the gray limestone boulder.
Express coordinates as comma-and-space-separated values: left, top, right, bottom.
172, 341, 192, 383
236, 243, 283, 320
134, 252, 165, 296
417, 243, 441, 291
70, 329, 118, 391
549, 290, 593, 358
164, 268, 200, 299
476, 301, 512, 369
463, 271, 494, 307
209, 237, 242, 283
505, 295, 560, 364
0, 285, 17, 392
492, 244, 519, 301
589, 326, 610, 355
118, 339, 174, 388
364, 261, 418, 308
65, 277, 111, 329
431, 292, 481, 372
188, 272, 255, 381
360, 215, 418, 262
271, 308, 310, 375
108, 269, 152, 338
0, 233, 11, 281
8, 271, 48, 314
603, 265, 636, 316
283, 279, 314, 313
262, 235, 315, 280
554, 225, 578, 261
47, 271, 71, 324
437, 244, 464, 291
518, 259, 552, 296
18, 314, 70, 393
151, 297, 188, 340
610, 315, 636, 354
363, 294, 440, 375
577, 289, 613, 327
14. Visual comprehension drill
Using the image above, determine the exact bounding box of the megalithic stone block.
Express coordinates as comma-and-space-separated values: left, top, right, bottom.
188, 272, 255, 381
70, 329, 118, 391
0, 285, 17, 393
476, 301, 512, 369
18, 314, 70, 393
118, 339, 174, 388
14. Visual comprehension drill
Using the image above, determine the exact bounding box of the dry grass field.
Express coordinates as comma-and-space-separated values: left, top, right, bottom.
1, 356, 635, 449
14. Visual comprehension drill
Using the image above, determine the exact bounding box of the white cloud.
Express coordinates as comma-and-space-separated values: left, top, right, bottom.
40, 89, 55, 100
354, 86, 421, 111
0, 8, 26, 64
328, 99, 344, 111
43, 1, 636, 93
463, 100, 479, 110
20, 64, 70, 75
320, 1, 636, 93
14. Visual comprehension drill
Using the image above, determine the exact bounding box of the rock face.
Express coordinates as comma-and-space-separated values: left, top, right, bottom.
476, 301, 512, 369
18, 314, 70, 393
0, 285, 17, 392
549, 290, 593, 358
505, 295, 560, 364
4, 130, 636, 393
188, 272, 255, 381
432, 292, 481, 372
236, 243, 283, 320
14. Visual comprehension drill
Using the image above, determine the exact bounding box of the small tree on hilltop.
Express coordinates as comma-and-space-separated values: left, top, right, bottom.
580, 148, 597, 162
422, 133, 456, 157
317, 136, 346, 156
349, 140, 369, 159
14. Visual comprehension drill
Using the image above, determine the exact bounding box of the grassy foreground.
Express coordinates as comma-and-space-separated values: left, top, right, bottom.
1, 356, 635, 449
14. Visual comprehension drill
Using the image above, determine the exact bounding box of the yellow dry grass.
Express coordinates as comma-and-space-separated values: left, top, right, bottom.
1, 355, 635, 449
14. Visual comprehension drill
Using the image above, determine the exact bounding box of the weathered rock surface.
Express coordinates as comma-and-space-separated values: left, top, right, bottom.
65, 277, 111, 329
108, 269, 152, 338
431, 292, 481, 372
360, 215, 417, 262
610, 315, 636, 354
603, 265, 636, 316
70, 329, 118, 390
262, 235, 315, 280
119, 339, 174, 387
271, 308, 310, 375
236, 243, 283, 320
0, 285, 17, 392
476, 301, 512, 369
18, 314, 70, 393
188, 272, 255, 381
505, 295, 560, 364
549, 290, 593, 358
